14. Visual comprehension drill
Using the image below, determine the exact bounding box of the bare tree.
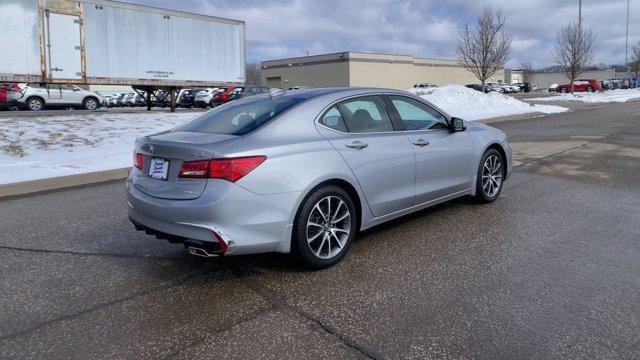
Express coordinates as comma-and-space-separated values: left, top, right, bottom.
245, 59, 262, 85
552, 23, 596, 93
456, 6, 512, 89
519, 61, 533, 83
632, 41, 640, 77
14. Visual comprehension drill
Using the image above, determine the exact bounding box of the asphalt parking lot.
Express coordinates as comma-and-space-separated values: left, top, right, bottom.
0, 100, 639, 359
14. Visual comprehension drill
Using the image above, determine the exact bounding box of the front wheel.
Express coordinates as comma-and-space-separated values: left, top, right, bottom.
586, 87, 594, 92
83, 97, 98, 110
294, 186, 356, 269
474, 149, 505, 203
560, 87, 567, 93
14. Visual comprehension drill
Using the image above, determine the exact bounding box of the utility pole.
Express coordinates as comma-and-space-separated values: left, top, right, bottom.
625, 0, 630, 73
578, 0, 582, 28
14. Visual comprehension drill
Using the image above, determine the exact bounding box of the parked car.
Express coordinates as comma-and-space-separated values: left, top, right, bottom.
412, 83, 438, 94
193, 88, 219, 108
7, 83, 103, 111
0, 84, 25, 110
153, 90, 169, 107
177, 88, 207, 108
229, 86, 270, 101
486, 83, 505, 93
556, 79, 601, 93
512, 83, 531, 92
465, 84, 488, 92
211, 86, 238, 106
122, 92, 137, 107
127, 87, 512, 268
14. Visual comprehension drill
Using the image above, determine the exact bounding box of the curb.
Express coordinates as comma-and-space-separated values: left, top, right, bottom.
477, 112, 547, 124
0, 168, 131, 199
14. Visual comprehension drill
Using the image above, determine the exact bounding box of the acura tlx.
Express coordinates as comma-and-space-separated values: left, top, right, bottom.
127, 87, 511, 268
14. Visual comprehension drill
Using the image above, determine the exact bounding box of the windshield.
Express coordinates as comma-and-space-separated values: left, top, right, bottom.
174, 95, 306, 135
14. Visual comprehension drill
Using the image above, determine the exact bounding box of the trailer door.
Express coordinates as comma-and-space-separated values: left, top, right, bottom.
44, 12, 83, 81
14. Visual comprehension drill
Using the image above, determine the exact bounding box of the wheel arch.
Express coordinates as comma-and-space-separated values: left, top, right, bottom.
472, 142, 508, 196
26, 95, 46, 106
83, 96, 100, 108
290, 178, 363, 252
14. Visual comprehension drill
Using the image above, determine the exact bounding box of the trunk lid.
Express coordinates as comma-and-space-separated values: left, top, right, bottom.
133, 131, 239, 200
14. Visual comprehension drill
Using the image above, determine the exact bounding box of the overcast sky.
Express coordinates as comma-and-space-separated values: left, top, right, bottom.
129, 0, 638, 68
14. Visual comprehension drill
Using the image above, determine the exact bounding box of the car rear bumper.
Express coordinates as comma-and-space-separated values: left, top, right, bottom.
193, 100, 210, 107
126, 176, 300, 256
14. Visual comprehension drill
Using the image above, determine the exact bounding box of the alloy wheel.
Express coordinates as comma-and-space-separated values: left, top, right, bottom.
85, 99, 98, 110
28, 99, 42, 111
482, 155, 502, 198
306, 196, 352, 260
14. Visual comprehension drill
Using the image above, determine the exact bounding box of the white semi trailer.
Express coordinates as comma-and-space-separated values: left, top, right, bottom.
0, 0, 246, 110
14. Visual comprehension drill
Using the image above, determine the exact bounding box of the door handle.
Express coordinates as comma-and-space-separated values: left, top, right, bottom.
345, 141, 368, 150
412, 139, 430, 147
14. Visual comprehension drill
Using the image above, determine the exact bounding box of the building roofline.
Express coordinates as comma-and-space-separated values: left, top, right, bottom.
261, 51, 460, 67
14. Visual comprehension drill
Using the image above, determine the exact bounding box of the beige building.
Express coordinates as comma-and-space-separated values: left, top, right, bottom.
261, 51, 505, 90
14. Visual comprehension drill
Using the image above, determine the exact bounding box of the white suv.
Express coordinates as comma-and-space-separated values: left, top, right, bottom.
9, 83, 104, 111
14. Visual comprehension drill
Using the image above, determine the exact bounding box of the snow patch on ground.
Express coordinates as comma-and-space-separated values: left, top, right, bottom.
0, 112, 196, 185
525, 89, 640, 103
410, 85, 568, 121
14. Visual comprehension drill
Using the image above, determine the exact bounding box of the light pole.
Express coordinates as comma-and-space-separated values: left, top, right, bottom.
625, 0, 630, 73
578, 0, 582, 28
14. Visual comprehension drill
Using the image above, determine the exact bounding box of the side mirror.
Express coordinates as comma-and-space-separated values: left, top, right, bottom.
450, 117, 466, 132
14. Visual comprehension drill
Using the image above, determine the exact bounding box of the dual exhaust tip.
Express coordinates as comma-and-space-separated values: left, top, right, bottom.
186, 245, 221, 258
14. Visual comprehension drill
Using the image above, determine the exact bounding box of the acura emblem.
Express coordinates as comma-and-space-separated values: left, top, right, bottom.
149, 145, 155, 154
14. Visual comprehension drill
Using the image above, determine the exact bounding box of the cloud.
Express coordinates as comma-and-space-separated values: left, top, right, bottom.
128, 0, 639, 68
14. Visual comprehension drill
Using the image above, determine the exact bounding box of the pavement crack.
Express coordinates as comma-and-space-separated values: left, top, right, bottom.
0, 244, 176, 260
231, 263, 383, 360
0, 269, 215, 343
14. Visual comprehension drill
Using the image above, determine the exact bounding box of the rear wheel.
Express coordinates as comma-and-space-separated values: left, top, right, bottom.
294, 186, 356, 269
586, 86, 594, 92
26, 97, 44, 111
474, 149, 504, 203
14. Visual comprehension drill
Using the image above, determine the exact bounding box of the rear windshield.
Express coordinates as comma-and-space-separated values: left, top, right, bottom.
174, 95, 306, 135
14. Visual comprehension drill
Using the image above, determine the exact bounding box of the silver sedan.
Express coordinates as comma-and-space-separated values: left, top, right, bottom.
127, 88, 512, 268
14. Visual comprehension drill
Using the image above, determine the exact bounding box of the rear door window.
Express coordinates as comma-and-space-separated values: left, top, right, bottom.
337, 96, 394, 133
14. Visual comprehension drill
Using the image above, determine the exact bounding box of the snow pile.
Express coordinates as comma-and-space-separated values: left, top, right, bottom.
525, 89, 640, 103
0, 112, 197, 184
413, 85, 568, 121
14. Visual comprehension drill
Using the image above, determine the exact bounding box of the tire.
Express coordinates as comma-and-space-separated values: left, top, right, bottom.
586, 87, 594, 92
474, 149, 505, 204
560, 87, 567, 93
26, 97, 44, 111
83, 97, 99, 110
294, 186, 356, 269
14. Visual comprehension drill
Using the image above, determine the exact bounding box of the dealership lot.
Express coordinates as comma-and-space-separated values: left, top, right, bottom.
0, 100, 638, 358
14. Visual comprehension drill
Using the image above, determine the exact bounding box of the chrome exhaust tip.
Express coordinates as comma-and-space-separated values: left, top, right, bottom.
186, 246, 220, 258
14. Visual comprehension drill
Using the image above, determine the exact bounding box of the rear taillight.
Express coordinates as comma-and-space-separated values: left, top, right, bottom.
178, 160, 209, 178
134, 153, 144, 170
178, 156, 266, 182
210, 156, 266, 182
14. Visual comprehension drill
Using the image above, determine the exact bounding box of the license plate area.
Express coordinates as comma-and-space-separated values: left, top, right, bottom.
149, 158, 170, 180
